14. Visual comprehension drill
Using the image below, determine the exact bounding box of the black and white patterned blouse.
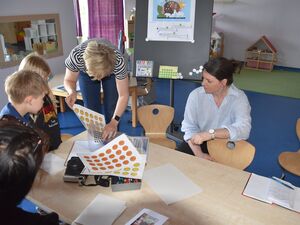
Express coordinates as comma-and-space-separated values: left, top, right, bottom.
65, 38, 128, 80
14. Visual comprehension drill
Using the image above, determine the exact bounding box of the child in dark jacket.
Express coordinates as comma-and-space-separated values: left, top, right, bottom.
19, 53, 62, 150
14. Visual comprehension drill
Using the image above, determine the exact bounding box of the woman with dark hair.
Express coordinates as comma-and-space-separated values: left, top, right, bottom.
179, 57, 251, 160
0, 117, 59, 225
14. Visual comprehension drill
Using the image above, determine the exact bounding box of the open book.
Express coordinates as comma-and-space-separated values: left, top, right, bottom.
243, 173, 300, 213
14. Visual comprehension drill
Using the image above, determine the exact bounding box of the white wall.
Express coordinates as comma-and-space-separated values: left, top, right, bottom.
0, 0, 77, 108
214, 0, 300, 68
124, 0, 136, 20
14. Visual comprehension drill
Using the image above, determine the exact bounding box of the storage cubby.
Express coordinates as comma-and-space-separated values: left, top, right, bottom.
24, 20, 57, 52
0, 14, 63, 68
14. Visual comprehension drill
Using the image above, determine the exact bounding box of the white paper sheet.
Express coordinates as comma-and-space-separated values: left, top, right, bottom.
41, 152, 65, 175
74, 194, 126, 225
144, 163, 202, 205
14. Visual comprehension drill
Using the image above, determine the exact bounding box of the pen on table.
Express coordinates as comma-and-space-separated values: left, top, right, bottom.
271, 177, 295, 190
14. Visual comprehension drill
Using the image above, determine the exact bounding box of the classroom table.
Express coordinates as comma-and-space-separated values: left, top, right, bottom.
28, 132, 300, 225
49, 74, 138, 127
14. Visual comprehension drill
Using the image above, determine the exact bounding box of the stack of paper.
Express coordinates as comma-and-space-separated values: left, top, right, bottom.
243, 173, 300, 212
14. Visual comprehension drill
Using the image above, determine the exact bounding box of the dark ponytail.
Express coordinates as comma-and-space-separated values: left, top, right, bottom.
203, 57, 239, 86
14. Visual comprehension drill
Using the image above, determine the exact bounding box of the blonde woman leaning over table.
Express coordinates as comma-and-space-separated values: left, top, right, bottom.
64, 39, 129, 141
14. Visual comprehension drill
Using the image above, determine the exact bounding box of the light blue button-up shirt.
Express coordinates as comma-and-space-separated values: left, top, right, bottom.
181, 84, 251, 142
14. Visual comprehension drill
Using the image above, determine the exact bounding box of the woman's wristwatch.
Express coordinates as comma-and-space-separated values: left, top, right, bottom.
208, 129, 215, 140
113, 115, 120, 122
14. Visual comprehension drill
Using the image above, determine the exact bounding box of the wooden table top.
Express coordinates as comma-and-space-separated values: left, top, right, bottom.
28, 132, 300, 225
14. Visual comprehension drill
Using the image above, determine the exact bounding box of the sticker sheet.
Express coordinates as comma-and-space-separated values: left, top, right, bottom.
158, 65, 179, 79
136, 60, 154, 77
73, 104, 106, 143
77, 134, 146, 179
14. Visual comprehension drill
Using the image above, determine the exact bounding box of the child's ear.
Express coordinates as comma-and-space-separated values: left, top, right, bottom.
24, 96, 33, 104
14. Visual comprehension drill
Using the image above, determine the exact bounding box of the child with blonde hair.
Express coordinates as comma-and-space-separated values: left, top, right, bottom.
0, 70, 48, 124
18, 53, 62, 150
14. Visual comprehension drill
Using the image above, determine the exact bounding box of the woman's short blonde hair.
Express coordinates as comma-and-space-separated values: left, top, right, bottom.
83, 41, 116, 80
5, 70, 48, 104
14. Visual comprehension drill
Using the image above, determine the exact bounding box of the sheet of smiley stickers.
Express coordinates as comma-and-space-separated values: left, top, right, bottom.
73, 104, 106, 143
77, 134, 146, 179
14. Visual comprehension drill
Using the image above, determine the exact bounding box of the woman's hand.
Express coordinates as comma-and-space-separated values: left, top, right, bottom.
101, 120, 118, 141
188, 140, 215, 161
65, 91, 77, 109
64, 69, 80, 109
190, 132, 211, 145
199, 152, 215, 161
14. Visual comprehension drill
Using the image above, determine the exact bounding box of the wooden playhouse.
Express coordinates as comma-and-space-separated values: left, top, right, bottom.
244, 36, 277, 71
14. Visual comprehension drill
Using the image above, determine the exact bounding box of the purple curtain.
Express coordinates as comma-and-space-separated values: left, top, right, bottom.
88, 0, 124, 46
73, 0, 82, 36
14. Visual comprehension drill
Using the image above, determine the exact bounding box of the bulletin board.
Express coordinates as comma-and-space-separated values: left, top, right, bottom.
133, 0, 214, 81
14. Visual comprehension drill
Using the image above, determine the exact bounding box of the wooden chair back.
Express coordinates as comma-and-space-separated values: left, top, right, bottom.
138, 104, 174, 134
207, 139, 255, 170
277, 118, 300, 177
296, 118, 300, 140
278, 151, 300, 176
137, 104, 176, 149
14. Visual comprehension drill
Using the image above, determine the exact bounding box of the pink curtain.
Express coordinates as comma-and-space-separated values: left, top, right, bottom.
88, 0, 124, 46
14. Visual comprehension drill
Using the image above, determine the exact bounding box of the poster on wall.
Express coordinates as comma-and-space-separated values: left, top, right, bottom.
146, 0, 196, 42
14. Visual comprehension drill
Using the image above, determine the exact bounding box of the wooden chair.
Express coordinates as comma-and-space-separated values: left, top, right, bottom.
278, 151, 300, 176
278, 118, 300, 177
207, 139, 256, 170
137, 104, 176, 149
